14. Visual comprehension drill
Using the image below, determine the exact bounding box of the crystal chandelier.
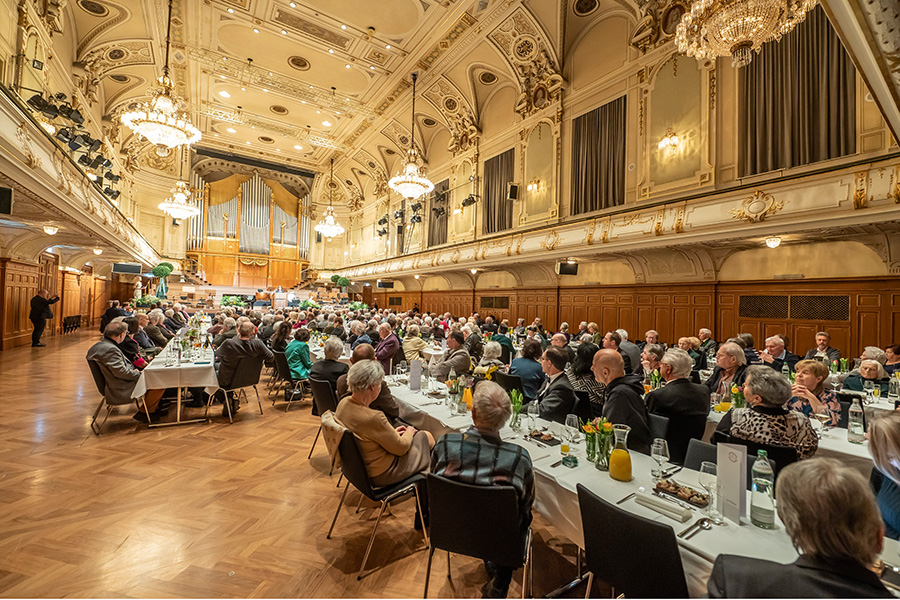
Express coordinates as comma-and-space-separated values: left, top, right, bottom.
158, 149, 200, 220
389, 73, 433, 199
314, 158, 345, 241
675, 0, 817, 68
121, 0, 201, 156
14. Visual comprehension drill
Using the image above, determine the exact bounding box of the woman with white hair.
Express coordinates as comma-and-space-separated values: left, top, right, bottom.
705, 342, 749, 396
402, 324, 428, 362
473, 341, 505, 377
334, 360, 434, 487
843, 359, 890, 395
310, 336, 349, 396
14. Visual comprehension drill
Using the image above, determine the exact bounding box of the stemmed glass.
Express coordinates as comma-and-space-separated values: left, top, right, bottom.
565, 414, 580, 448
699, 461, 724, 524
651, 438, 670, 481
527, 401, 540, 431
813, 404, 832, 438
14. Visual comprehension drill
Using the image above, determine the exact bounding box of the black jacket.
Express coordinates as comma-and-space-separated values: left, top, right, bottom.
532, 373, 576, 424
768, 350, 801, 373
705, 364, 749, 395
602, 374, 651, 455
804, 346, 841, 362
708, 554, 891, 598
216, 337, 273, 388
29, 294, 59, 321
645, 378, 710, 418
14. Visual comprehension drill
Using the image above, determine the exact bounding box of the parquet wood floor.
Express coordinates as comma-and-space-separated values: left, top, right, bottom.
0, 331, 592, 598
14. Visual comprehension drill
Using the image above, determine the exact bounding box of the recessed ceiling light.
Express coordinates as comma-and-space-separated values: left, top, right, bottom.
227, 127, 236, 133
281, 30, 287, 35
290, 1, 296, 6
253, 28, 260, 33
219, 90, 231, 98
370, 66, 375, 70
263, 88, 268, 92
301, 100, 306, 103
241, 87, 246, 91
227, 7, 234, 13
385, 44, 391, 49
328, 49, 334, 54
220, 75, 226, 79
94, 248, 103, 255
341, 24, 347, 29
322, 120, 332, 126
246, 141, 251, 144
335, 111, 340, 115
316, 110, 320, 114
276, 148, 281, 151
345, 64, 350, 68
294, 144, 303, 150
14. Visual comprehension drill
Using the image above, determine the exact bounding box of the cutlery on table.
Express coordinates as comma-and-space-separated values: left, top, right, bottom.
549, 459, 563, 468
616, 492, 636, 505
525, 437, 548, 449
685, 518, 713, 539
679, 517, 711, 538
661, 465, 683, 478
652, 490, 695, 512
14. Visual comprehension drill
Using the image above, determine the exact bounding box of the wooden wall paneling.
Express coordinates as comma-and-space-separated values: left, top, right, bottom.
476, 288, 515, 324
91, 278, 110, 327
79, 274, 93, 326
892, 293, 900, 343
0, 259, 42, 350
362, 286, 373, 306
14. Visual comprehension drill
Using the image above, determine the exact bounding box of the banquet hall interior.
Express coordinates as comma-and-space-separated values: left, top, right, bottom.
1, 0, 900, 596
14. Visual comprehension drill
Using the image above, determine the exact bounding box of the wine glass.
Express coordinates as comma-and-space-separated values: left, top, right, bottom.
863, 380, 875, 403
565, 414, 580, 446
527, 401, 540, 431
813, 404, 832, 437
651, 438, 670, 481
699, 461, 723, 524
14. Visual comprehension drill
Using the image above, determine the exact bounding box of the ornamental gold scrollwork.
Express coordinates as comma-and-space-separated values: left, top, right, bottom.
540, 229, 560, 251
239, 258, 268, 266
16, 122, 42, 169
729, 190, 784, 223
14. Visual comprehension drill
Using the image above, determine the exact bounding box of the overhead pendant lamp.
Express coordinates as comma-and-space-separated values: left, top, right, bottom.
158, 147, 200, 220
120, 0, 201, 156
388, 72, 433, 199
314, 158, 345, 241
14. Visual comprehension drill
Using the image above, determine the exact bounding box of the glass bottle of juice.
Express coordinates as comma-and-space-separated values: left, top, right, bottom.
462, 385, 473, 411
608, 424, 633, 482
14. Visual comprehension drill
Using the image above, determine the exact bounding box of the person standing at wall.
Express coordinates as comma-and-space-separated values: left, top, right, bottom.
29, 289, 60, 347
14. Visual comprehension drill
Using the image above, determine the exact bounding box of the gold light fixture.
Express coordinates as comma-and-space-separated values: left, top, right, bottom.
43, 225, 58, 235
314, 158, 345, 241
526, 177, 544, 193
675, 0, 817, 68
766, 236, 782, 248
658, 127, 679, 150
121, 0, 201, 155
158, 148, 200, 220
388, 73, 434, 199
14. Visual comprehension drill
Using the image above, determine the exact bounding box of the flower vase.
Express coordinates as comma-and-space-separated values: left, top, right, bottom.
594, 434, 612, 471
584, 432, 597, 462
509, 410, 522, 433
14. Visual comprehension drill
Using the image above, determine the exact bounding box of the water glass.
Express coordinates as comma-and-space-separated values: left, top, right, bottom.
651, 438, 669, 481
565, 414, 580, 446
699, 461, 724, 524
527, 402, 540, 430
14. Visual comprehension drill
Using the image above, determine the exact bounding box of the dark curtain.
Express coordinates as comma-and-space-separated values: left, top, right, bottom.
570, 96, 626, 215
738, 6, 856, 177
428, 178, 449, 247
483, 148, 515, 234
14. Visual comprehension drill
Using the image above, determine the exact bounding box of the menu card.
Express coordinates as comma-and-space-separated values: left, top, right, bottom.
717, 442, 747, 525
409, 360, 422, 391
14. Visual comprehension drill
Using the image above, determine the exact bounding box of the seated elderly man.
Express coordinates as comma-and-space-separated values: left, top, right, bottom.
592, 349, 650, 454
705, 342, 749, 396
163, 309, 183, 333
715, 365, 818, 460
645, 349, 710, 463
616, 329, 642, 374
86, 321, 166, 422
212, 317, 237, 347
337, 344, 400, 421
431, 331, 472, 380
216, 320, 274, 416
349, 320, 372, 350
257, 314, 276, 344
550, 333, 575, 364
310, 336, 349, 393
132, 313, 155, 350
601, 331, 633, 374
335, 360, 434, 491
708, 458, 891, 597
529, 346, 576, 424
431, 380, 535, 599
803, 331, 841, 363
759, 335, 800, 372
639, 329, 660, 351
698, 328, 717, 355
374, 322, 400, 374
640, 343, 666, 378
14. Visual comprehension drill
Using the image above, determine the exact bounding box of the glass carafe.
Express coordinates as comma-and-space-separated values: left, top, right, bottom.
608, 424, 633, 482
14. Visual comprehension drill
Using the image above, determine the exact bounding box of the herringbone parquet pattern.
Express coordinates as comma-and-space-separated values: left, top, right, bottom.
0, 331, 586, 598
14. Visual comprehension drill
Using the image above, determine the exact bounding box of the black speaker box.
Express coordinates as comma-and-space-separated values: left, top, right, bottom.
0, 187, 12, 215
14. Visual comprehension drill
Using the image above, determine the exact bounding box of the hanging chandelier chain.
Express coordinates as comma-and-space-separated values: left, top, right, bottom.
163, 0, 173, 79
410, 73, 417, 151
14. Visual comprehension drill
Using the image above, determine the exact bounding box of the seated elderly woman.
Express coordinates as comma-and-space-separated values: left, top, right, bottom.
565, 342, 605, 417
868, 411, 900, 540
285, 328, 312, 381
335, 360, 434, 487
640, 343, 665, 377
715, 365, 818, 460
789, 359, 840, 426
677, 337, 707, 370
310, 336, 349, 392
708, 458, 891, 597
473, 341, 506, 377
843, 359, 890, 394
511, 338, 546, 402
401, 324, 428, 362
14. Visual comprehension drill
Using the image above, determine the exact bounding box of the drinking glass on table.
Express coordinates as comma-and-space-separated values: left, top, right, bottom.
565, 414, 580, 446
699, 461, 724, 524
813, 404, 832, 436
527, 401, 540, 430
864, 380, 875, 403
650, 438, 669, 481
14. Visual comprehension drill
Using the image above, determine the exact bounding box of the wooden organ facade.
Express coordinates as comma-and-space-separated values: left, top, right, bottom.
186, 172, 311, 289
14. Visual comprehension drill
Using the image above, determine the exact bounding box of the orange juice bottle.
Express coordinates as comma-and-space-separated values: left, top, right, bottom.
608, 424, 633, 482
462, 386, 473, 411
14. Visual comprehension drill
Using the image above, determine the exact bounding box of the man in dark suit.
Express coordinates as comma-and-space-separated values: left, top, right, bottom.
645, 349, 710, 463
29, 289, 60, 347
592, 349, 650, 454
530, 346, 576, 424
103, 300, 127, 324
601, 331, 633, 374
803, 331, 841, 363
215, 321, 273, 415
144, 311, 174, 347
760, 335, 800, 373
708, 458, 891, 598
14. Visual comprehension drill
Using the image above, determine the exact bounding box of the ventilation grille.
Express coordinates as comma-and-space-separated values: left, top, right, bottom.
480, 296, 510, 309
789, 295, 849, 321
388, 296, 402, 306
739, 295, 788, 319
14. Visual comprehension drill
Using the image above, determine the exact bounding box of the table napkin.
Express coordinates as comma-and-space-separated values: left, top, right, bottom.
634, 491, 692, 522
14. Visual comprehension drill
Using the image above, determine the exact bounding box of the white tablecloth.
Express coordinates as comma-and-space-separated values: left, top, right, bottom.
131, 345, 219, 398
310, 346, 352, 365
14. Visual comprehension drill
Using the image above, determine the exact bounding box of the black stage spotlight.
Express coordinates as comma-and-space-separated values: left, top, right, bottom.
393, 209, 404, 220
77, 154, 91, 167
27, 94, 48, 112
410, 214, 422, 224
57, 104, 84, 125
461, 194, 478, 208
90, 155, 105, 169
104, 172, 120, 183
377, 215, 388, 226
106, 190, 120, 200
72, 133, 88, 148
410, 202, 422, 212
54, 92, 67, 101
55, 128, 73, 144
87, 138, 102, 153
431, 206, 445, 217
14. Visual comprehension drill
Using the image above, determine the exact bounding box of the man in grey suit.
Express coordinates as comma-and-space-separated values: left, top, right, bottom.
616, 329, 643, 375
530, 346, 576, 424
430, 331, 471, 380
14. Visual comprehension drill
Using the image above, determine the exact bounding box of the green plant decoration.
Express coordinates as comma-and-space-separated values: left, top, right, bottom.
151, 262, 175, 298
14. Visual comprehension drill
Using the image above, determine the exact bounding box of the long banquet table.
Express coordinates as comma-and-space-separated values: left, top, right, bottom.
387, 379, 900, 597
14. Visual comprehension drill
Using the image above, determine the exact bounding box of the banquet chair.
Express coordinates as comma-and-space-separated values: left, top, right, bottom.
493, 371, 525, 399
572, 390, 592, 423
308, 378, 340, 460
87, 359, 152, 434
685, 438, 776, 491
659, 414, 707, 465
326, 431, 428, 580
711, 431, 796, 479
216, 355, 266, 423
423, 474, 532, 599
577, 483, 689, 598
271, 351, 308, 411
648, 413, 670, 441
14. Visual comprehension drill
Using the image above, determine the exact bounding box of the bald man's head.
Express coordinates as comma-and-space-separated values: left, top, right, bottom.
592, 349, 625, 385
350, 343, 376, 363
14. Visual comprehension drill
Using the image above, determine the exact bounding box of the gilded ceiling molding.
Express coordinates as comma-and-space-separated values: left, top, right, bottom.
729, 190, 784, 223
853, 172, 870, 209
75, 1, 131, 59
423, 77, 480, 156
15, 122, 42, 170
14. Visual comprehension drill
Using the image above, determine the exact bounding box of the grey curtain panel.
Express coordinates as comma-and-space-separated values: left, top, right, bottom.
570, 96, 626, 215
483, 148, 515, 234
739, 6, 856, 177
428, 179, 449, 247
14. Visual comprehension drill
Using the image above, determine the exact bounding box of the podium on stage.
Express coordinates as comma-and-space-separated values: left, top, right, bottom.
273, 292, 288, 309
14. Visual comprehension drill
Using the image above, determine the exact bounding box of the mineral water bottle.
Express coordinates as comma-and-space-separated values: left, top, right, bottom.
750, 450, 776, 529
847, 398, 866, 444
781, 362, 791, 380
888, 374, 900, 402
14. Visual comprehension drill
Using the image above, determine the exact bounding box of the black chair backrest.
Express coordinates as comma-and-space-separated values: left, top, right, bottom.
661, 414, 707, 465
577, 483, 689, 598
427, 474, 526, 566
310, 377, 339, 414
337, 430, 378, 501
226, 355, 265, 389
837, 397, 867, 429
572, 390, 592, 423
712, 431, 794, 479
499, 343, 512, 366
689, 370, 701, 384
87, 359, 107, 397
685, 438, 776, 491
648, 413, 670, 441
493, 370, 525, 398
273, 351, 291, 382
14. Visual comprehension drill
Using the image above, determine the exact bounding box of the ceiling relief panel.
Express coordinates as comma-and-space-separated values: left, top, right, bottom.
423, 77, 480, 156
488, 7, 566, 118
381, 120, 416, 156
353, 149, 388, 195
271, 7, 354, 50
75, 0, 131, 59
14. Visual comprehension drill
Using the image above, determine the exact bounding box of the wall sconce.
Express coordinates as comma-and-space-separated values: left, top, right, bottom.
43, 225, 59, 235
526, 177, 544, 193
470, 268, 477, 274
765, 236, 782, 248
452, 206, 462, 215
658, 127, 679, 151
93, 248, 103, 255
414, 274, 420, 279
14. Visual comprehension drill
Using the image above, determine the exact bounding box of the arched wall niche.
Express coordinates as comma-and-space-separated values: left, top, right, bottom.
475, 270, 518, 289
479, 84, 518, 140
719, 242, 887, 280
522, 119, 557, 223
